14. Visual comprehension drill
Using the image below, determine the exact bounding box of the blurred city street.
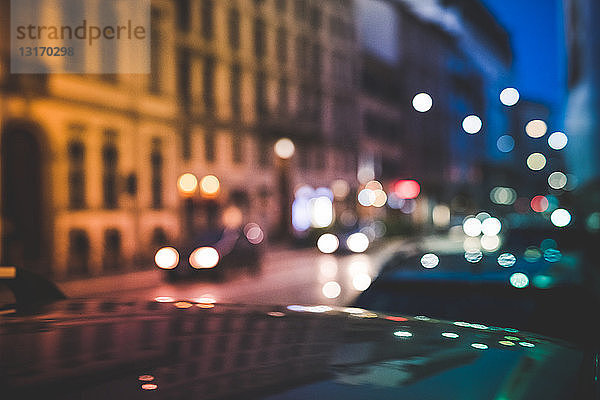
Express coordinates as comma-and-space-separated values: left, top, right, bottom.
58, 237, 434, 307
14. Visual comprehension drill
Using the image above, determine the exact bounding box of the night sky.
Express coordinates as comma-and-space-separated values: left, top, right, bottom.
480, 0, 566, 110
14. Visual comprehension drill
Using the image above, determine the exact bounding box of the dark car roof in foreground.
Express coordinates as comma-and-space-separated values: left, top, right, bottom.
0, 298, 589, 400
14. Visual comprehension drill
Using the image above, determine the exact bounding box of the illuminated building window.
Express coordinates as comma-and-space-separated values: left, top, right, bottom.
231, 63, 241, 118
67, 229, 89, 276
103, 229, 122, 271
201, 0, 214, 40
277, 27, 287, 64
176, 0, 191, 33
276, 0, 287, 13
232, 134, 243, 164
68, 140, 86, 210
205, 130, 216, 162
228, 8, 240, 50
102, 132, 118, 209
203, 56, 215, 112
150, 7, 162, 94
151, 138, 163, 209
254, 18, 266, 59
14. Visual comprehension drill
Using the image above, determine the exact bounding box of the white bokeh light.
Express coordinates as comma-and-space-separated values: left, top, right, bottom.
346, 233, 370, 253
510, 273, 529, 289
481, 217, 502, 236
420, 253, 440, 269
317, 233, 339, 254
462, 115, 482, 134
548, 131, 568, 150
322, 281, 342, 299
274, 138, 295, 159
462, 217, 482, 237
527, 153, 547, 171
412, 92, 433, 112
499, 87, 520, 106
548, 171, 567, 190
551, 208, 571, 227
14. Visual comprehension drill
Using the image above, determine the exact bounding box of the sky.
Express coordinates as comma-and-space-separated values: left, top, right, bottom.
480, 0, 566, 110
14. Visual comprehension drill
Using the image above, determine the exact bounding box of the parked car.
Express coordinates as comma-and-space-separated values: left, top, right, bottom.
353, 233, 600, 348
0, 273, 597, 399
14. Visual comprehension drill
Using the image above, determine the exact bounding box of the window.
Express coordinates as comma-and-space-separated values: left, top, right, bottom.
102, 131, 118, 209
276, 0, 287, 13
151, 138, 163, 209
228, 9, 240, 50
103, 229, 122, 271
151, 227, 168, 248
176, 0, 191, 32
203, 56, 215, 111
67, 229, 89, 276
231, 63, 241, 117
178, 49, 191, 109
205, 130, 216, 162
278, 77, 288, 114
296, 36, 308, 70
254, 18, 266, 59
68, 140, 85, 209
294, 0, 306, 20
276, 27, 287, 64
255, 71, 267, 117
201, 0, 214, 40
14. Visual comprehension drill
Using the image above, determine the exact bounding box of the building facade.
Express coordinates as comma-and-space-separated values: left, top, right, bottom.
0, 0, 360, 279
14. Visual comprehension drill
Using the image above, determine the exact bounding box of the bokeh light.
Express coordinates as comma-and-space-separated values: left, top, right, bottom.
497, 253, 516, 268
548, 171, 567, 190
412, 92, 433, 112
471, 343, 489, 350
490, 186, 517, 205
317, 233, 339, 254
310, 196, 334, 228
530, 195, 549, 213
464, 250, 483, 263
525, 119, 547, 138
322, 281, 341, 299
177, 173, 198, 196
155, 247, 179, 270
420, 253, 439, 269
346, 233, 370, 253
499, 87, 520, 106
189, 247, 220, 269
274, 138, 295, 159
432, 205, 451, 227
352, 274, 372, 291
462, 217, 482, 237
586, 212, 600, 232
481, 217, 502, 236
524, 247, 542, 262
358, 188, 376, 207
200, 175, 220, 196
481, 235, 500, 251
510, 273, 529, 289
331, 179, 350, 200
543, 248, 562, 263
550, 208, 571, 227
244, 223, 264, 244
526, 153, 546, 171
372, 189, 388, 207
497, 135, 515, 153
393, 180, 420, 199
548, 131, 568, 150
462, 115, 482, 134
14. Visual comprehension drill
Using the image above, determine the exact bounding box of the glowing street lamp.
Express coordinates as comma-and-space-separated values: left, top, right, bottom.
274, 138, 295, 159
275, 138, 295, 240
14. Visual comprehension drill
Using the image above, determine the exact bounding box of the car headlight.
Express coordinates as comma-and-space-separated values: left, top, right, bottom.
189, 247, 220, 269
155, 247, 179, 269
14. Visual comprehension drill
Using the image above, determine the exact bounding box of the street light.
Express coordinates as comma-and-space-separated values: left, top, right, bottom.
274, 138, 295, 240
177, 173, 198, 242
